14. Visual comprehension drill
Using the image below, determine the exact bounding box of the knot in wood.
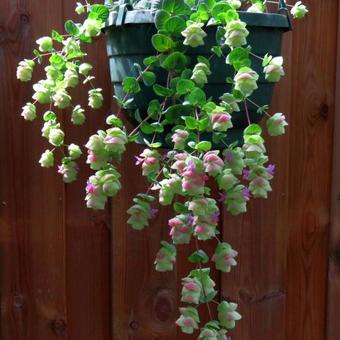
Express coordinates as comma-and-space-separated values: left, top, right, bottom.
50, 318, 67, 337
319, 102, 329, 119
129, 320, 139, 330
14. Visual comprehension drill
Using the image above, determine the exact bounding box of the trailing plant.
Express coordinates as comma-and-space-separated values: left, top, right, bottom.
17, 0, 308, 338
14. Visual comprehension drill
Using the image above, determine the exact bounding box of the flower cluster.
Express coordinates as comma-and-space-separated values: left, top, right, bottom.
168, 214, 193, 244
188, 198, 220, 241
127, 194, 155, 230
86, 166, 122, 210
212, 242, 238, 273
191, 61, 211, 86
154, 241, 176, 272
217, 301, 242, 330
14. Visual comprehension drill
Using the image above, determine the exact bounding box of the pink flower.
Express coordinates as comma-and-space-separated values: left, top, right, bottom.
211, 113, 232, 131
203, 151, 224, 177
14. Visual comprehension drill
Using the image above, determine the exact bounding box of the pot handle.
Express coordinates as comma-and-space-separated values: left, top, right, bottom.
115, 0, 133, 26
278, 0, 293, 30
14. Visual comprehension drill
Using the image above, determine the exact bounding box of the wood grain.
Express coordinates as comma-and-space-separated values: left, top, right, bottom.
286, 1, 337, 339
326, 1, 340, 339
62, 2, 112, 339
0, 0, 68, 339
221, 31, 292, 339
111, 140, 178, 340
0, 0, 339, 339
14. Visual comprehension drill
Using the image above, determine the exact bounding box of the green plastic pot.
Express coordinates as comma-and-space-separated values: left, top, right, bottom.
104, 8, 291, 147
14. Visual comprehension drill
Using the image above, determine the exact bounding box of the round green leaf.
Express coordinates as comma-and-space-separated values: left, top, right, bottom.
182, 116, 198, 130
244, 123, 262, 136
188, 250, 209, 264
227, 47, 251, 70
65, 20, 80, 36
195, 141, 212, 152
161, 51, 188, 71
142, 71, 156, 86
155, 10, 170, 30
151, 34, 174, 52
212, 3, 232, 20
89, 4, 109, 22
123, 77, 141, 94
176, 79, 195, 95
161, 0, 191, 14
153, 84, 174, 97
187, 88, 206, 106
164, 16, 186, 35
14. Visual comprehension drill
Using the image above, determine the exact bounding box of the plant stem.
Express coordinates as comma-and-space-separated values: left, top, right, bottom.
244, 100, 251, 125
249, 51, 264, 61
195, 237, 214, 321
246, 98, 272, 117
128, 115, 150, 136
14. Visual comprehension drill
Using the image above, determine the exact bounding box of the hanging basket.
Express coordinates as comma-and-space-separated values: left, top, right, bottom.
104, 6, 291, 147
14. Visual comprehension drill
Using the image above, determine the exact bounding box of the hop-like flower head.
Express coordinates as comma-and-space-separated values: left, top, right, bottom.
176, 307, 200, 334
79, 63, 93, 76
88, 88, 103, 109
211, 107, 233, 132
249, 177, 272, 198
155, 241, 176, 272
191, 62, 211, 86
104, 127, 128, 158
39, 150, 54, 168
159, 174, 182, 206
264, 56, 285, 82
36, 36, 53, 52
168, 214, 193, 244
181, 277, 202, 304
64, 68, 79, 88
127, 194, 155, 230
224, 184, 250, 215
172, 129, 189, 150
53, 89, 72, 109
266, 112, 288, 136
217, 168, 239, 191
21, 103, 36, 121
48, 128, 65, 146
217, 301, 242, 329
71, 105, 86, 125
224, 147, 245, 175
234, 67, 259, 97
182, 157, 207, 196
291, 1, 308, 19
182, 23, 207, 48
203, 151, 224, 177
247, 3, 265, 13
137, 149, 161, 177
212, 242, 238, 272
68, 144, 82, 160
17, 59, 35, 82
58, 158, 78, 183
225, 20, 249, 47
83, 18, 103, 37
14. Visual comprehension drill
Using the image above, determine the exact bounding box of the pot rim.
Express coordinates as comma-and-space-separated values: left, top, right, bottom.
104, 9, 291, 31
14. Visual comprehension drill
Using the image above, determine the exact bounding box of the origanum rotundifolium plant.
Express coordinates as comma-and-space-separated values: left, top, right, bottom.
17, 0, 308, 337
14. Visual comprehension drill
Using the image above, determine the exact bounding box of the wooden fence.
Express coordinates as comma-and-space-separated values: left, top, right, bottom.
0, 0, 339, 339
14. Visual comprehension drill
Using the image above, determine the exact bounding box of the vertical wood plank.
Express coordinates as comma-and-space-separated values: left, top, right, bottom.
220, 32, 292, 340
326, 1, 340, 339
111, 140, 178, 339
285, 1, 337, 339
0, 0, 68, 338
62, 3, 112, 340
